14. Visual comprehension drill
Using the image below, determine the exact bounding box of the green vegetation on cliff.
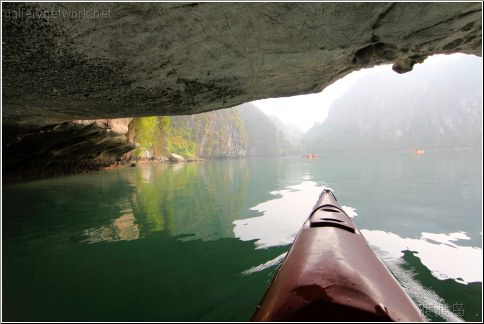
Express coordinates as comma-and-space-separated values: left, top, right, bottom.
170, 108, 248, 157
128, 116, 197, 158
128, 106, 286, 159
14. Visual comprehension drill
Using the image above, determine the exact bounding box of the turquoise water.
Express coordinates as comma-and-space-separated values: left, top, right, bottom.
2, 149, 482, 321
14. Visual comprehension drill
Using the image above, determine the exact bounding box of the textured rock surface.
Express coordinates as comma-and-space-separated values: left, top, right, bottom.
2, 2, 482, 124
2, 120, 135, 182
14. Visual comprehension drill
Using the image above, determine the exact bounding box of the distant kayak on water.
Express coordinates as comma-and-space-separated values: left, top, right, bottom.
251, 189, 425, 322
304, 154, 320, 158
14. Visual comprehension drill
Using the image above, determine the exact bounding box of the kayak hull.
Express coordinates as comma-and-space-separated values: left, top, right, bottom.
251, 190, 424, 322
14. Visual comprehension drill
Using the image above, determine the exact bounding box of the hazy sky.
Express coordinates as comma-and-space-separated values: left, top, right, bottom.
252, 54, 465, 132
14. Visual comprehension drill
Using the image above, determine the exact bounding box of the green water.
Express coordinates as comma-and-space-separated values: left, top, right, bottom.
2, 149, 482, 321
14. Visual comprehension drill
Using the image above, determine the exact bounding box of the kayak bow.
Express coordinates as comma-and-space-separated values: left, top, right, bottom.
251, 189, 424, 322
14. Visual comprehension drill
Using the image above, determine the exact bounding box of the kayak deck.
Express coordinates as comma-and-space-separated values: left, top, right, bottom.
251, 189, 424, 322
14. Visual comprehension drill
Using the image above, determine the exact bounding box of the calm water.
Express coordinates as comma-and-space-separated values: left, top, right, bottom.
2, 149, 482, 321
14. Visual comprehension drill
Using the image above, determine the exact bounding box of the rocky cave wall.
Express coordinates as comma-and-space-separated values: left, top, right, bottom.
2, 2, 482, 180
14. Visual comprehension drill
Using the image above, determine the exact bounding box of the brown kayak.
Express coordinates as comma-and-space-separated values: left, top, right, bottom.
251, 189, 425, 322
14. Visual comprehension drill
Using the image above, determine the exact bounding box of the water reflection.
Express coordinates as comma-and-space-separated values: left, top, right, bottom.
106, 161, 252, 241
233, 181, 323, 248
399, 250, 482, 322
104, 159, 308, 242
3, 151, 481, 322
233, 180, 359, 248
83, 211, 139, 243
232, 174, 482, 286
376, 249, 465, 322
3, 232, 288, 322
361, 229, 482, 284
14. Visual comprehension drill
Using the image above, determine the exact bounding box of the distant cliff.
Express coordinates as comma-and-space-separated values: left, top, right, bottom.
127, 108, 246, 159
238, 104, 287, 156
268, 115, 304, 155
3, 105, 287, 181
128, 104, 286, 159
304, 55, 483, 153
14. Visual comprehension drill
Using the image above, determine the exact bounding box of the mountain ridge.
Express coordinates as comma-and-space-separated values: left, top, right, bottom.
303, 55, 483, 153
